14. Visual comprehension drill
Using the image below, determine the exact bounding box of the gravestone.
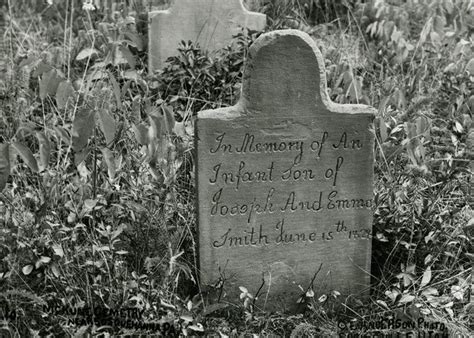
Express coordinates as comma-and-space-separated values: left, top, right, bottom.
196, 30, 376, 311
148, 0, 266, 71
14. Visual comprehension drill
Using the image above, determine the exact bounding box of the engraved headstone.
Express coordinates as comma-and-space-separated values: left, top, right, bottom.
196, 30, 376, 311
148, 0, 266, 71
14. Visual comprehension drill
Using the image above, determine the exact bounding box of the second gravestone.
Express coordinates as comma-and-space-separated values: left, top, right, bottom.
196, 30, 376, 311
148, 0, 266, 71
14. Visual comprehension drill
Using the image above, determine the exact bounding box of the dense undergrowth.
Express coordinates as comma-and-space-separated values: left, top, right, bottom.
0, 0, 472, 336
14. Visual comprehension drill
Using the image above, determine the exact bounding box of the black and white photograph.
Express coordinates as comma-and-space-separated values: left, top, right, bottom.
0, 0, 472, 336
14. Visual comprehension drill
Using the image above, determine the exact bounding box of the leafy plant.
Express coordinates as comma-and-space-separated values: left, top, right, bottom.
0, 0, 472, 335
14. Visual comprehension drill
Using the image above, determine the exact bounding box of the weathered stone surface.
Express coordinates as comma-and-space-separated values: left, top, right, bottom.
148, 0, 266, 71
196, 30, 376, 311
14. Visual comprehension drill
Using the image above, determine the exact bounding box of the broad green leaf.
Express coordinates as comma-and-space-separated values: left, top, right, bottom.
119, 45, 136, 69
453, 120, 464, 133
420, 266, 431, 288
379, 118, 388, 142
33, 61, 53, 77
22, 265, 34, 275
424, 254, 433, 265
15, 123, 34, 138
419, 17, 432, 46
93, 245, 110, 252
101, 147, 116, 180
76, 161, 90, 179
391, 27, 402, 42
377, 97, 389, 116
421, 287, 439, 297
19, 55, 38, 68
36, 132, 50, 171
40, 256, 51, 264
384, 21, 395, 40
451, 285, 463, 300
420, 308, 431, 315
189, 324, 204, 332
97, 109, 116, 146
51, 264, 60, 278
123, 70, 138, 80
385, 289, 400, 303
162, 105, 175, 133
55, 80, 76, 108
149, 113, 164, 140
76, 47, 99, 61
416, 116, 430, 137
430, 31, 441, 48
83, 199, 97, 213
39, 70, 62, 100
111, 45, 127, 66
433, 15, 445, 35
398, 294, 415, 304
405, 264, 415, 273
466, 58, 474, 75
124, 31, 144, 51
74, 146, 90, 165
12, 142, 39, 173
52, 244, 64, 258
180, 315, 193, 323
111, 224, 126, 240
88, 69, 107, 80
173, 121, 185, 138
148, 138, 169, 168
107, 71, 123, 109
443, 0, 453, 14
72, 108, 96, 151
202, 303, 228, 316
393, 88, 407, 109
132, 123, 149, 145
405, 122, 419, 165
160, 299, 176, 310
348, 76, 362, 102
342, 69, 352, 92
367, 22, 377, 37
424, 230, 436, 243
0, 144, 10, 191
53, 126, 71, 146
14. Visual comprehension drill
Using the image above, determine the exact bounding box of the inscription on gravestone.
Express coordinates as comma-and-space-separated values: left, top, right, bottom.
196, 30, 376, 310
148, 0, 266, 71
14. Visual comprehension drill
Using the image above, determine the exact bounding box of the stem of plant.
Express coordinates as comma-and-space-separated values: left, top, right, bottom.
252, 274, 266, 308
303, 263, 323, 299
93, 130, 97, 200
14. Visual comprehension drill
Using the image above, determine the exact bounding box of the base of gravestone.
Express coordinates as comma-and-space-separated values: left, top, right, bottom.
199, 263, 372, 313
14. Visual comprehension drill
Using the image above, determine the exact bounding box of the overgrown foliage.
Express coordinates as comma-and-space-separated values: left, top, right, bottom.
0, 0, 472, 336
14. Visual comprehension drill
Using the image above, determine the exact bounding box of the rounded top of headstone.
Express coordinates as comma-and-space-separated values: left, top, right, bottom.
198, 29, 375, 120
240, 29, 330, 117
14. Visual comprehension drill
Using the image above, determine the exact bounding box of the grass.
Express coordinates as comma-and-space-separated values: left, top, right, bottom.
0, 0, 472, 336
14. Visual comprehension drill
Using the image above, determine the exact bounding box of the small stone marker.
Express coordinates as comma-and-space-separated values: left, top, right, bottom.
148, 0, 266, 71
196, 30, 376, 311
